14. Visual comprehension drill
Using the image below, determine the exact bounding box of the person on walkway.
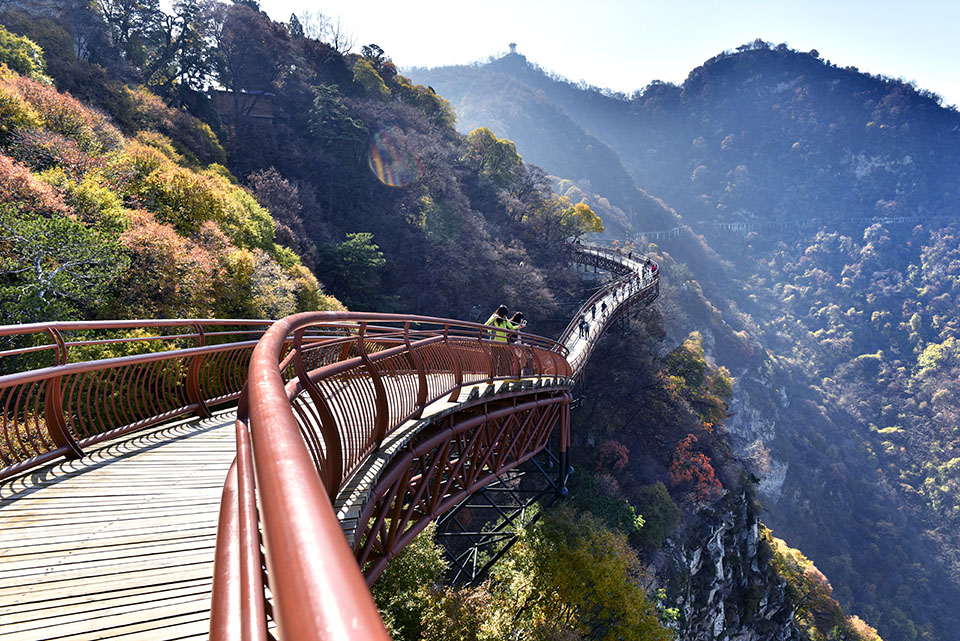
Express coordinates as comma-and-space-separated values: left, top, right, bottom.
509, 312, 526, 344
590, 304, 596, 321
601, 300, 608, 317
484, 304, 517, 342
578, 314, 588, 338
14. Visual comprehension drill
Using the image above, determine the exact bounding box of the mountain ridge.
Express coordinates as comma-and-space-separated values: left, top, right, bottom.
411, 42, 960, 641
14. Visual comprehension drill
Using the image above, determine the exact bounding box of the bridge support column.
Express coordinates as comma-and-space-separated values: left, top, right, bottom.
557, 398, 571, 497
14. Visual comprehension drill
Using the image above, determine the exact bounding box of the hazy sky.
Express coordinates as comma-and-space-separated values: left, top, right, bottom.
255, 0, 960, 106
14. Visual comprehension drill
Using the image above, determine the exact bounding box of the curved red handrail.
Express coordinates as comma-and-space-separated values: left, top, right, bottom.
0, 319, 273, 480
215, 312, 571, 640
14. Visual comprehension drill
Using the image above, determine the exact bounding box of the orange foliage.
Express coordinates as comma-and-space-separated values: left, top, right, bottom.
113, 210, 223, 318
8, 129, 99, 177
0, 70, 121, 153
0, 154, 70, 216
668, 434, 722, 501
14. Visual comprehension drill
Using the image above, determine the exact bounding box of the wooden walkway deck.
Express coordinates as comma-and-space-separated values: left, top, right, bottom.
0, 380, 571, 640
0, 408, 237, 641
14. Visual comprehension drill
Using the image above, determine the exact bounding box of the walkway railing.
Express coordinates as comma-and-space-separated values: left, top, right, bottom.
0, 243, 661, 641
0, 319, 271, 480
562, 243, 660, 375
211, 312, 571, 641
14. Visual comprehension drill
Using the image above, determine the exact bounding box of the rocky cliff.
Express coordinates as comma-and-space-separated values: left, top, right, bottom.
657, 490, 801, 641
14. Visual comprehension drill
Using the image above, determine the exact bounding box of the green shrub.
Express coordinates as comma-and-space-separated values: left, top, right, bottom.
2, 70, 121, 153
0, 26, 48, 82
632, 482, 681, 550
0, 83, 41, 140
370, 522, 446, 640
119, 86, 226, 165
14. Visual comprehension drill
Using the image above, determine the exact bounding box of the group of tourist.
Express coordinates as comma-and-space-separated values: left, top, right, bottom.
486, 250, 658, 346
483, 304, 527, 344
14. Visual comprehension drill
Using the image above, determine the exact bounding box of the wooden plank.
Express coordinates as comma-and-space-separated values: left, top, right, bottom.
0, 526, 217, 559
0, 576, 210, 618
1, 598, 211, 641
0, 409, 237, 641
7, 582, 211, 629
1, 536, 217, 574
0, 564, 214, 604
1, 550, 215, 591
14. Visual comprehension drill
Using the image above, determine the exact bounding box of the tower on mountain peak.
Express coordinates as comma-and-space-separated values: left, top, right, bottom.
508, 43, 517, 54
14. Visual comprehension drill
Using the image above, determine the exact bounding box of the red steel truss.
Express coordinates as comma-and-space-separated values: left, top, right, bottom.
355, 389, 573, 583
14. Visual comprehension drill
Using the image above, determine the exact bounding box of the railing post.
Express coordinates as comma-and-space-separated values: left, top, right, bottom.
558, 395, 571, 496
43, 328, 82, 459
445, 324, 464, 402
478, 328, 495, 380
403, 322, 428, 418
43, 377, 84, 459
529, 344, 543, 377
187, 323, 212, 419
292, 328, 343, 495
358, 323, 390, 446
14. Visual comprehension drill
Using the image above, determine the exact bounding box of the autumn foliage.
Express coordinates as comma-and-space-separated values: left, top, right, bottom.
597, 439, 630, 472
668, 434, 722, 501
0, 44, 332, 322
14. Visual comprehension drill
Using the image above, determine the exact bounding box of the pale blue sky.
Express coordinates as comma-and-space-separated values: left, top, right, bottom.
256, 0, 960, 107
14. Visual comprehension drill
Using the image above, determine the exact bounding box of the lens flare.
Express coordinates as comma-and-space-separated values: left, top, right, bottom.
366, 129, 422, 187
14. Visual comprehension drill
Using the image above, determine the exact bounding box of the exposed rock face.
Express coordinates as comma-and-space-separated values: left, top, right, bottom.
725, 376, 789, 504
2, 1, 79, 18
656, 491, 801, 641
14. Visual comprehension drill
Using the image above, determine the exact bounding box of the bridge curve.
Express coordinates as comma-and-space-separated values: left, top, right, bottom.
0, 242, 659, 641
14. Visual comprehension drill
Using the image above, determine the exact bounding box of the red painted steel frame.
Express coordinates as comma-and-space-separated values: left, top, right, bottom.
213, 311, 572, 641
356, 390, 573, 583
0, 319, 272, 480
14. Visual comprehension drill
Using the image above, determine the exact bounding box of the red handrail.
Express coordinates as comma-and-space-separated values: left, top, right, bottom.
215, 312, 571, 640
0, 319, 273, 479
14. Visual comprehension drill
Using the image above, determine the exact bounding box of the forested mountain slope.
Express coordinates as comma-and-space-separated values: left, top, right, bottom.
413, 42, 960, 641
0, 3, 894, 639
0, 22, 330, 324
410, 57, 680, 234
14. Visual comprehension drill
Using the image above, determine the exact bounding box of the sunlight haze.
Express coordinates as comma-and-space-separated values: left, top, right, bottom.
258, 0, 960, 107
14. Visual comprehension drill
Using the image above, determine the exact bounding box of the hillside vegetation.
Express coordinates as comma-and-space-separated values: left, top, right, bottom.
0, 24, 332, 323
0, 4, 905, 640
413, 41, 960, 641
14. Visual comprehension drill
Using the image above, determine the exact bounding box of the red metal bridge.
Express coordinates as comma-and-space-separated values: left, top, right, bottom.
0, 243, 658, 640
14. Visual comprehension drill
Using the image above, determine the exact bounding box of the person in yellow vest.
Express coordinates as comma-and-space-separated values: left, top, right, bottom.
484, 304, 518, 342
508, 312, 527, 344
